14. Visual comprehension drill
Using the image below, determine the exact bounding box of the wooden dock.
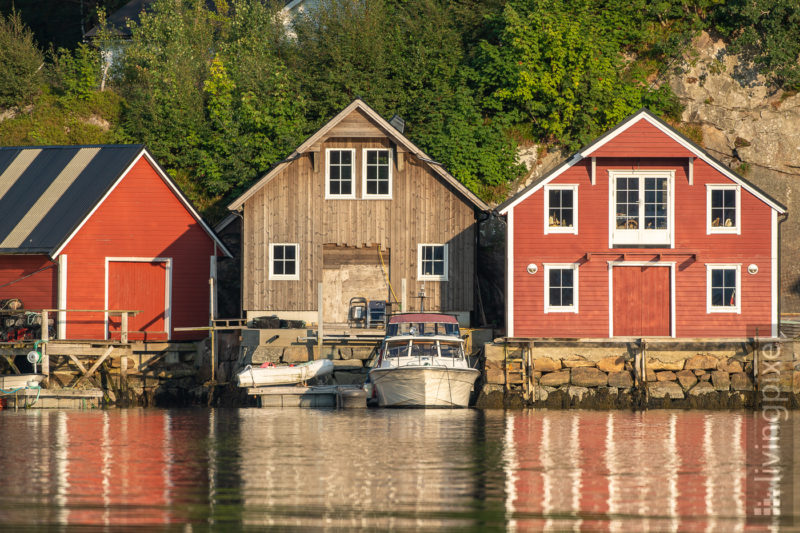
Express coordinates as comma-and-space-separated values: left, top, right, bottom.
247, 384, 367, 408
2, 388, 104, 409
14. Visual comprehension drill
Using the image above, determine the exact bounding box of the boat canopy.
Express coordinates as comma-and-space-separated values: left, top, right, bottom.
386, 313, 460, 338
383, 337, 465, 359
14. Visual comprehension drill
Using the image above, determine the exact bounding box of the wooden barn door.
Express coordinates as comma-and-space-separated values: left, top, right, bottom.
613, 265, 670, 337
108, 260, 169, 341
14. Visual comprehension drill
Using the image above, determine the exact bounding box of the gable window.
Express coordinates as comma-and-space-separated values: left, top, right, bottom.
544, 184, 578, 234
706, 264, 740, 313
326, 149, 355, 199
707, 185, 740, 234
610, 170, 673, 246
363, 149, 392, 198
270, 243, 299, 280
418, 244, 448, 281
544, 264, 578, 313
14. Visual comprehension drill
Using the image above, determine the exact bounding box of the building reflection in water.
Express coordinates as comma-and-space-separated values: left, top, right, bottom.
501, 410, 791, 532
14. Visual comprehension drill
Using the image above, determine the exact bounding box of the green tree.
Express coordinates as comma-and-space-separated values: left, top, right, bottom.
0, 11, 43, 108
478, 0, 681, 151
117, 0, 305, 215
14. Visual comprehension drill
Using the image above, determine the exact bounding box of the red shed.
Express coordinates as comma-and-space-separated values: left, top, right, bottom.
0, 145, 230, 341
498, 110, 786, 339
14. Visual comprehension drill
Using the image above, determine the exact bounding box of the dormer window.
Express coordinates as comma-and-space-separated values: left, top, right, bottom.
610, 170, 674, 246
363, 148, 392, 199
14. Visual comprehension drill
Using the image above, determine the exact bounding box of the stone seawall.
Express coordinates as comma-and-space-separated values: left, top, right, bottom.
477, 340, 800, 409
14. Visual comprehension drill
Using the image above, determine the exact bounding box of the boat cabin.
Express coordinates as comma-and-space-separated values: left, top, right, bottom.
385, 313, 461, 337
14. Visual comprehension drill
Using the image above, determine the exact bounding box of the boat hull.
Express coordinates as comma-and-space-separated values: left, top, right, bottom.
237, 359, 334, 387
369, 366, 479, 407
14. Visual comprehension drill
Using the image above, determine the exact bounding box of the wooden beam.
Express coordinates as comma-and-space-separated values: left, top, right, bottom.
2, 355, 21, 375
688, 158, 694, 185
74, 346, 114, 387
591, 157, 596, 185
311, 152, 319, 174
396, 152, 404, 172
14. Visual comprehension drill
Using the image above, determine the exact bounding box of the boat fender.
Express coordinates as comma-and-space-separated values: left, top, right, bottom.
259, 361, 276, 369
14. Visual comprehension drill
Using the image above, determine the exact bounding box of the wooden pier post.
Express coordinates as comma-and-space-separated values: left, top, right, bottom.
121, 312, 129, 344
40, 310, 49, 379
317, 282, 324, 353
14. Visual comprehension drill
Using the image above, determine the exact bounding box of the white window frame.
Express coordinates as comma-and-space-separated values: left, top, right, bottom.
362, 148, 392, 199
706, 263, 741, 314
325, 148, 356, 199
544, 263, 579, 313
609, 170, 675, 247
269, 243, 300, 281
544, 184, 578, 235
706, 184, 741, 235
417, 243, 448, 281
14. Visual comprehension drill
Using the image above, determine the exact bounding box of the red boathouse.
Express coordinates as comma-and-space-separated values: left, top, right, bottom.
498, 109, 786, 339
0, 145, 230, 341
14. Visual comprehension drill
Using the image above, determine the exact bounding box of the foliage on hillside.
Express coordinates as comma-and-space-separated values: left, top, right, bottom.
0, 0, 798, 217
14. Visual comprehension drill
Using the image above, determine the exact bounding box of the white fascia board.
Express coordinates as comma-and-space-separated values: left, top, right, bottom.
582, 112, 785, 214
498, 155, 583, 216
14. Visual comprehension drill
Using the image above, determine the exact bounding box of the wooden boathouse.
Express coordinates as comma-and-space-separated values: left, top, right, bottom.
228, 98, 489, 326
498, 109, 786, 339
0, 145, 230, 342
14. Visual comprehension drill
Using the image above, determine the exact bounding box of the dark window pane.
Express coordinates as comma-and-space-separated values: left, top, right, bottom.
330, 151, 340, 164
433, 246, 444, 261
341, 151, 351, 164
550, 287, 561, 307
285, 246, 295, 260
274, 261, 284, 275
561, 190, 573, 208
724, 288, 735, 306
711, 269, 723, 287
561, 269, 573, 286
367, 181, 377, 195
712, 189, 722, 207
712, 288, 723, 306
342, 182, 351, 195
378, 151, 389, 164
285, 261, 295, 276
724, 269, 735, 286
549, 269, 561, 286
561, 288, 573, 306
274, 246, 284, 260
378, 181, 389, 195
367, 151, 376, 164
433, 262, 444, 276
379, 166, 389, 180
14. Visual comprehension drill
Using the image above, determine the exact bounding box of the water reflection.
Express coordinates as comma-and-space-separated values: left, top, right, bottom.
0, 408, 795, 530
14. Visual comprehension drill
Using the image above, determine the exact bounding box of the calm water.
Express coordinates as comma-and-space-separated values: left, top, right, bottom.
0, 408, 797, 531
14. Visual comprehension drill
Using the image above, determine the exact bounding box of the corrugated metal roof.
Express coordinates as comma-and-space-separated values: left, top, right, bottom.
0, 145, 143, 254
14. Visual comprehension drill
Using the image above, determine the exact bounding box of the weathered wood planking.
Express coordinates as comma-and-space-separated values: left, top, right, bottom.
241, 110, 478, 315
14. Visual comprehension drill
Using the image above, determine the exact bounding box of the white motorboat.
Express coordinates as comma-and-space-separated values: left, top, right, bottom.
237, 359, 334, 387
367, 313, 479, 407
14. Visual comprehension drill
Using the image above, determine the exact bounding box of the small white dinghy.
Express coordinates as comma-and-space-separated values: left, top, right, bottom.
236, 359, 334, 387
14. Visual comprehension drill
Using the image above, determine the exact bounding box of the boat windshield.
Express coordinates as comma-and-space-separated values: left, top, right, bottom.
383, 340, 464, 358
386, 322, 460, 337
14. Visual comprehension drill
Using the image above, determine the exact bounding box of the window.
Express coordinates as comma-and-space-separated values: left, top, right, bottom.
544, 185, 578, 234
270, 244, 299, 280
418, 244, 448, 281
544, 264, 578, 313
610, 170, 673, 246
707, 185, 740, 234
363, 149, 392, 198
326, 149, 355, 198
706, 264, 740, 313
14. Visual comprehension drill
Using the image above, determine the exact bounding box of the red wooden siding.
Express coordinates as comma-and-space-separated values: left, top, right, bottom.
587, 120, 694, 158
512, 141, 774, 338
612, 266, 670, 336
0, 255, 56, 310
108, 261, 168, 341
60, 157, 215, 340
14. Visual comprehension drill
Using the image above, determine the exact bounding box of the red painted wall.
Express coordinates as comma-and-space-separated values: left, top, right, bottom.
60, 156, 216, 340
511, 151, 774, 338
588, 120, 694, 158
0, 255, 57, 310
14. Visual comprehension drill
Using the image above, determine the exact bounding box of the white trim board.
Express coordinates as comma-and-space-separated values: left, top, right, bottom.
506, 209, 514, 338
499, 110, 786, 216
57, 255, 67, 340
104, 257, 172, 340
52, 149, 232, 259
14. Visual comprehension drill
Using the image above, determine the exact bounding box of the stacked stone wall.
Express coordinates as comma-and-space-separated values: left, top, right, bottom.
478, 340, 800, 409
